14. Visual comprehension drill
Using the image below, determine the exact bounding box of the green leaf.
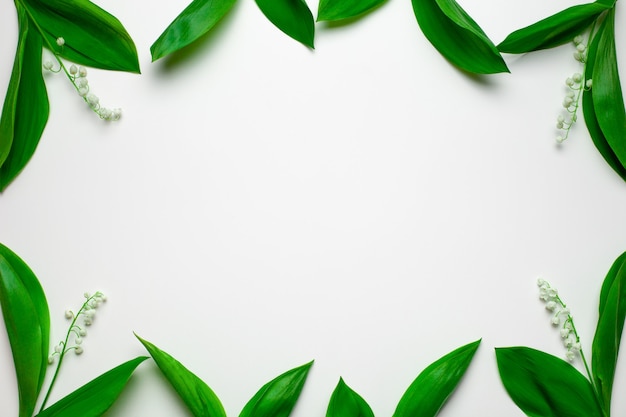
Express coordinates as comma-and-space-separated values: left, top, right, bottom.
592, 251, 626, 410
393, 339, 480, 417
587, 9, 626, 171
239, 361, 313, 417
317, 0, 386, 22
326, 378, 374, 417
0, 4, 49, 192
19, 0, 139, 72
411, 0, 508, 74
151, 0, 237, 61
255, 0, 315, 48
136, 334, 227, 417
36, 356, 148, 417
497, 3, 610, 54
0, 242, 50, 417
582, 15, 626, 181
496, 347, 602, 417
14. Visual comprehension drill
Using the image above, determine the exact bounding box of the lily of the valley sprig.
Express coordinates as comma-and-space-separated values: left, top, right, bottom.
498, 0, 626, 182
0, 0, 139, 192
0, 242, 146, 417
496, 252, 626, 417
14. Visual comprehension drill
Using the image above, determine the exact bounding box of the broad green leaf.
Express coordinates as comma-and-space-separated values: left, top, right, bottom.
317, 0, 386, 22
136, 334, 227, 417
393, 339, 480, 417
255, 0, 315, 48
582, 17, 626, 181
36, 356, 148, 417
0, 242, 50, 417
587, 9, 626, 170
239, 361, 313, 417
496, 347, 602, 417
411, 0, 508, 74
592, 251, 626, 410
326, 378, 374, 417
497, 3, 610, 53
19, 0, 139, 72
0, 4, 49, 192
151, 0, 237, 61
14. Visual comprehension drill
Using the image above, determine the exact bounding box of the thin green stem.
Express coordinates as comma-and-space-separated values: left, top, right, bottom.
38, 295, 96, 413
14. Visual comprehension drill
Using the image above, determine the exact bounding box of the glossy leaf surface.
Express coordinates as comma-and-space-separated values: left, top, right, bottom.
326, 378, 374, 417
411, 0, 508, 74
393, 339, 480, 417
36, 356, 148, 417
0, 242, 50, 417
239, 361, 313, 417
497, 3, 610, 53
151, 0, 237, 61
582, 14, 626, 181
587, 9, 626, 172
0, 5, 49, 192
592, 251, 626, 410
20, 0, 139, 72
496, 347, 602, 417
317, 0, 386, 21
136, 335, 227, 417
255, 0, 314, 48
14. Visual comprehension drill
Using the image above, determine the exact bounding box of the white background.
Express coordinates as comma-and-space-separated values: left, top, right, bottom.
1, 0, 626, 416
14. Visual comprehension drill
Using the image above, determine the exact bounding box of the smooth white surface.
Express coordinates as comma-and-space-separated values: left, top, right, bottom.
1, 0, 626, 416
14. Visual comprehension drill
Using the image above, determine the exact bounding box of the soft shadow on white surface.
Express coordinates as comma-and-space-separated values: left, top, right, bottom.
1, 0, 626, 416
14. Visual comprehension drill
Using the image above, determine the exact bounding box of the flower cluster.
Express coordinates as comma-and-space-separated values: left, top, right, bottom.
555, 37, 592, 144
537, 278, 581, 361
48, 291, 107, 363
43, 37, 122, 121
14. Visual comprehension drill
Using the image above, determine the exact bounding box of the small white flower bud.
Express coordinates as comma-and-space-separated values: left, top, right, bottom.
572, 73, 583, 83
54, 344, 62, 353
79, 329, 87, 337
545, 301, 557, 311
78, 87, 88, 97
75, 337, 83, 345
557, 121, 564, 129
551, 316, 561, 325
560, 328, 570, 338
586, 79, 593, 88
565, 77, 575, 87
74, 346, 84, 355
56, 37, 65, 46
69, 64, 78, 75
84, 318, 92, 326
78, 67, 87, 77
86, 93, 99, 107
43, 61, 54, 71
566, 351, 576, 362
48, 356, 55, 364
65, 310, 74, 319
576, 43, 586, 52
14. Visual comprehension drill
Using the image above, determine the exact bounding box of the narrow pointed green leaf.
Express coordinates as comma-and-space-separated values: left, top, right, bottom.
592, 251, 626, 410
497, 3, 610, 54
411, 0, 508, 74
151, 0, 237, 61
582, 16, 626, 181
587, 9, 626, 171
255, 0, 314, 48
326, 378, 374, 417
136, 334, 226, 417
0, 4, 49, 192
393, 339, 480, 417
36, 356, 148, 417
20, 0, 139, 72
0, 242, 50, 417
239, 361, 313, 417
496, 347, 602, 417
316, 0, 386, 22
